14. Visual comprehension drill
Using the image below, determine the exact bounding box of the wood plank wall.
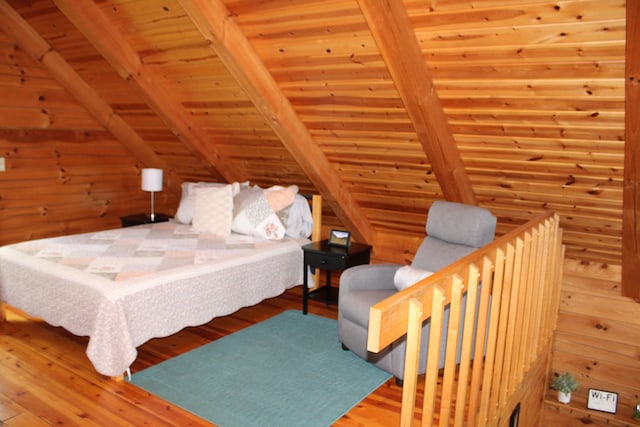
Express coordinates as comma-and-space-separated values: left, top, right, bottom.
0, 128, 157, 243
0, 31, 181, 245
543, 259, 640, 426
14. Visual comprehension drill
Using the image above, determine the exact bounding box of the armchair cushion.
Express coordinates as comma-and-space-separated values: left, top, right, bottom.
339, 264, 401, 293
341, 289, 397, 327
339, 264, 400, 328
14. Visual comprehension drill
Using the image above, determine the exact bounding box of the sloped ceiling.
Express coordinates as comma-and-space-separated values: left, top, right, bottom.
1, 0, 636, 289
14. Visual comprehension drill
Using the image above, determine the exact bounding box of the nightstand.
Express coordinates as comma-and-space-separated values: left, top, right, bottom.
302, 240, 372, 314
120, 213, 171, 227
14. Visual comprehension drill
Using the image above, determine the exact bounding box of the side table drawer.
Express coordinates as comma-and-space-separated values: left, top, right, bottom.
304, 251, 345, 270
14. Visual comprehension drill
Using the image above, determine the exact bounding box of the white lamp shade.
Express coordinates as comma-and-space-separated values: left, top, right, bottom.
141, 168, 163, 192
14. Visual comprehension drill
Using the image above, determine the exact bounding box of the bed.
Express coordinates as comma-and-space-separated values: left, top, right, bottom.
0, 182, 322, 378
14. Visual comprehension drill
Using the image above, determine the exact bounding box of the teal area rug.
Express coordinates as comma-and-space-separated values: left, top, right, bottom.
130, 310, 391, 427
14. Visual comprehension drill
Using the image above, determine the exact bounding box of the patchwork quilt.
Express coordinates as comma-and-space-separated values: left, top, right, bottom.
0, 221, 307, 376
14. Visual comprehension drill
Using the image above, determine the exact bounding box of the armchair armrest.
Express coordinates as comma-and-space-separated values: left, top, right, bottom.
340, 263, 401, 295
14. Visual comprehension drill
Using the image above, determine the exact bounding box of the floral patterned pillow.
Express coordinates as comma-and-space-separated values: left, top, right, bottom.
231, 188, 286, 240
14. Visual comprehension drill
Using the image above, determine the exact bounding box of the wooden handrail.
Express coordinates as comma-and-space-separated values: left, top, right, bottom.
367, 211, 564, 426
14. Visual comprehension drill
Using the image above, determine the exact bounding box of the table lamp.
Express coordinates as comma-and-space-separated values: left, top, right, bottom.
141, 168, 163, 221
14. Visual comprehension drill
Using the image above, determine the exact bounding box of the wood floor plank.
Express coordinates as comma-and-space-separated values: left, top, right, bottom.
3, 411, 52, 427
0, 334, 201, 426
0, 391, 23, 422
0, 287, 401, 426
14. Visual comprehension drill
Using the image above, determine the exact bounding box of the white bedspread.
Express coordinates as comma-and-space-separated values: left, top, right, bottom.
0, 221, 306, 376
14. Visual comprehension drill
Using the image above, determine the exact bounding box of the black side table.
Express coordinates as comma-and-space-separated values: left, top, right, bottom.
302, 240, 372, 314
120, 213, 171, 227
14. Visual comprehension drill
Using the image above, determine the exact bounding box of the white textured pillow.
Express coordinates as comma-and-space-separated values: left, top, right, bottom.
175, 181, 249, 224
393, 265, 433, 291
175, 182, 224, 224
191, 185, 233, 236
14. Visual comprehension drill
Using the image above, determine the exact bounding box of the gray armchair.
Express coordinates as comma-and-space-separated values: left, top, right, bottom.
338, 200, 497, 383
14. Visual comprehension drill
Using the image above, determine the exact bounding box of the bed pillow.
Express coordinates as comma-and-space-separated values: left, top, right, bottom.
285, 194, 314, 238
191, 185, 233, 236
231, 187, 286, 240
266, 185, 298, 230
264, 185, 297, 212
176, 182, 225, 224
393, 265, 433, 291
176, 181, 249, 224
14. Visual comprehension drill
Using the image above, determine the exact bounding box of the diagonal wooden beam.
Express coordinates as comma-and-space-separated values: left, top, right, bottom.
356, 0, 477, 205
622, 0, 640, 300
177, 0, 376, 244
53, 0, 241, 184
0, 0, 180, 196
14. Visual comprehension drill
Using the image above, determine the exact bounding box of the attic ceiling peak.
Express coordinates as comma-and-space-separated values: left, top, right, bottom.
178, 0, 377, 244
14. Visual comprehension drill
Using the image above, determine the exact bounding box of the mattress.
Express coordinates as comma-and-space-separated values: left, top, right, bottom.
0, 221, 307, 376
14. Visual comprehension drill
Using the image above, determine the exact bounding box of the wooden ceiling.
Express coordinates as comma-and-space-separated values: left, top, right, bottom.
1, 0, 637, 292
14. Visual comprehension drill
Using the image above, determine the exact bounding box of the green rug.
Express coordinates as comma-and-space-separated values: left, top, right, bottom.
130, 310, 391, 427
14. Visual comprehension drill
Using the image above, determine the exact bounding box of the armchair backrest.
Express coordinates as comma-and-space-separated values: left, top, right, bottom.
412, 201, 497, 272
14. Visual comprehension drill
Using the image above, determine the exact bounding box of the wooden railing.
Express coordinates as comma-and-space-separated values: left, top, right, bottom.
368, 212, 564, 426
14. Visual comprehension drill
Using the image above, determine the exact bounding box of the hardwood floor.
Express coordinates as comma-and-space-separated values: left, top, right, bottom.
0, 287, 408, 426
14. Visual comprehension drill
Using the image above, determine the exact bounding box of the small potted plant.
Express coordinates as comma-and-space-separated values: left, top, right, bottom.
551, 372, 579, 404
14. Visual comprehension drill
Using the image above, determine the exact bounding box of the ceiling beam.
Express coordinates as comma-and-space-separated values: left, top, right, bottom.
356, 0, 477, 206
52, 0, 241, 184
177, 0, 376, 244
0, 0, 180, 196
622, 0, 640, 301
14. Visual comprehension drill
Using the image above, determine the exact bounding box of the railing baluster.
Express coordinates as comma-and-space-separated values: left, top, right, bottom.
401, 298, 423, 427
421, 284, 445, 426
438, 275, 464, 425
